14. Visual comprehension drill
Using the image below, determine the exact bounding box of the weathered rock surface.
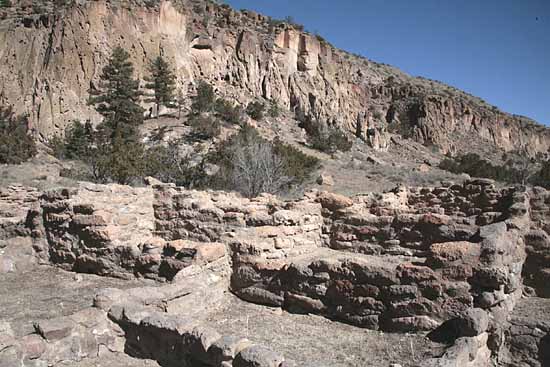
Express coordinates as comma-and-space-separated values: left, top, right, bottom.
0, 0, 549, 156
2, 178, 550, 366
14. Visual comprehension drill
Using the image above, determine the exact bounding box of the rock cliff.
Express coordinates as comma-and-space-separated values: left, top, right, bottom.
0, 0, 549, 155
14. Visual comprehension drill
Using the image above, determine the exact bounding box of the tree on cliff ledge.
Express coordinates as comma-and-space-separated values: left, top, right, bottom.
144, 55, 177, 118
0, 107, 36, 164
88, 46, 144, 139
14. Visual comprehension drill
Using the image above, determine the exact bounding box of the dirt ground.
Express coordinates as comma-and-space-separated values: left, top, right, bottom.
205, 295, 446, 367
1, 262, 447, 367
0, 265, 152, 338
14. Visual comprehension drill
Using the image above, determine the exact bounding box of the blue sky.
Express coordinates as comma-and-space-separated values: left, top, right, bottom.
225, 0, 550, 125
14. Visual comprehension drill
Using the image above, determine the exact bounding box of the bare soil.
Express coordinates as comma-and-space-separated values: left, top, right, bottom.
205, 295, 446, 367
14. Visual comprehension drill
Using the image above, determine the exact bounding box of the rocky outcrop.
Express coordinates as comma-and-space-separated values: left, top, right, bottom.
0, 0, 549, 155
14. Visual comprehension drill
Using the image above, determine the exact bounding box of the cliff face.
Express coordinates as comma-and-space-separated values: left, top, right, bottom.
0, 0, 549, 155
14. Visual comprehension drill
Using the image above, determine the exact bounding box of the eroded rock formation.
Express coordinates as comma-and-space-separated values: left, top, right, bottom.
0, 0, 549, 155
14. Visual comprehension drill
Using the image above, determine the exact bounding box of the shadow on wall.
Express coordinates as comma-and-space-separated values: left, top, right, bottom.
539, 334, 550, 367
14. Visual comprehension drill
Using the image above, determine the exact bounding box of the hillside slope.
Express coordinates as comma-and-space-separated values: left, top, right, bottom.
0, 0, 549, 156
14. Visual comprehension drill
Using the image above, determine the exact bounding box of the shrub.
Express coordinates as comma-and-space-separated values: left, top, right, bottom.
268, 100, 282, 118
214, 98, 243, 125
191, 80, 215, 114
189, 114, 221, 139
298, 115, 352, 154
0, 107, 36, 164
273, 138, 320, 183
95, 135, 146, 185
49, 134, 67, 160
246, 101, 265, 121
532, 161, 550, 188
284, 16, 304, 31
143, 140, 206, 187
211, 124, 319, 197
438, 153, 523, 184
309, 126, 352, 154
61, 120, 94, 160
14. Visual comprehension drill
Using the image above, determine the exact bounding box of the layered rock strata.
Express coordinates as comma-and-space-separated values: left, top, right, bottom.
0, 0, 549, 154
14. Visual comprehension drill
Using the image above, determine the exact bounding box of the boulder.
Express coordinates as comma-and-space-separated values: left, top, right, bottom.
34, 317, 75, 341
317, 192, 353, 211
233, 345, 285, 367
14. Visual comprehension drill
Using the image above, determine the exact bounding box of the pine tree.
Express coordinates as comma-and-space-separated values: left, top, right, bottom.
88, 47, 144, 139
191, 80, 215, 114
144, 55, 177, 118
0, 107, 36, 164
64, 120, 94, 160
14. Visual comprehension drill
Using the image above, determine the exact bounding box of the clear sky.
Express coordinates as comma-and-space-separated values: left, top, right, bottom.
225, 0, 550, 125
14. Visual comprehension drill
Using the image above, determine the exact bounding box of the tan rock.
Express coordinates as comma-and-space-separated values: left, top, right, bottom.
317, 192, 354, 211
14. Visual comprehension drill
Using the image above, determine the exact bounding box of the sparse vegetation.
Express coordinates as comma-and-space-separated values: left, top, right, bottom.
51, 120, 94, 160
210, 124, 319, 197
268, 100, 282, 118
191, 81, 216, 114
284, 16, 304, 31
214, 98, 243, 125
189, 113, 221, 139
0, 107, 36, 164
438, 153, 524, 184
246, 101, 265, 121
532, 161, 550, 189
297, 114, 352, 154
309, 125, 353, 154
143, 139, 203, 187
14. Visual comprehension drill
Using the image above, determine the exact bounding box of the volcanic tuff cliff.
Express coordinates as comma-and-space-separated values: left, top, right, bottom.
0, 0, 549, 155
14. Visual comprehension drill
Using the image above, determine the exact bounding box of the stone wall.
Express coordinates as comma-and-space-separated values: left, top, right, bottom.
228, 182, 527, 339
0, 185, 41, 241
523, 187, 550, 297
23, 180, 528, 334
30, 183, 227, 280
4, 179, 548, 366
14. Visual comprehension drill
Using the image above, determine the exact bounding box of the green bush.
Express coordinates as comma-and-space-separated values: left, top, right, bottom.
214, 98, 243, 125
268, 100, 282, 118
191, 81, 215, 114
143, 140, 208, 187
246, 101, 265, 121
532, 161, 550, 188
309, 126, 352, 154
189, 114, 221, 139
438, 153, 523, 184
54, 120, 94, 160
273, 138, 320, 183
0, 107, 37, 164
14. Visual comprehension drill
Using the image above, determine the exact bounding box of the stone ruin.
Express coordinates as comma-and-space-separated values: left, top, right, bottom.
1, 179, 550, 366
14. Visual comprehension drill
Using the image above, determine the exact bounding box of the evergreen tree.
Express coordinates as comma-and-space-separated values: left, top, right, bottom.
144, 55, 177, 117
88, 47, 144, 139
103, 134, 145, 185
63, 120, 94, 160
0, 107, 36, 164
191, 80, 215, 114
0, 0, 12, 8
